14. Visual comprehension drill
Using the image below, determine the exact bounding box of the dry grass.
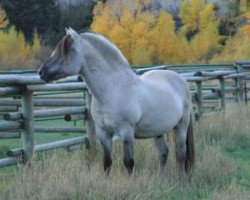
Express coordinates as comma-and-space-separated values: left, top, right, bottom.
0, 103, 249, 200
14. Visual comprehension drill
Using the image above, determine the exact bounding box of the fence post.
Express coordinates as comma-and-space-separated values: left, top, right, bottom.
219, 76, 225, 110
245, 82, 248, 105
196, 81, 203, 119
85, 91, 96, 148
236, 64, 244, 102
22, 90, 34, 163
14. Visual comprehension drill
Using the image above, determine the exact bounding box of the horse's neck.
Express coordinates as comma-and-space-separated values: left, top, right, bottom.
80, 40, 137, 101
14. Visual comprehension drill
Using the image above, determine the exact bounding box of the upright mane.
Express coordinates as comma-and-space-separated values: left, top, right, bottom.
81, 32, 130, 68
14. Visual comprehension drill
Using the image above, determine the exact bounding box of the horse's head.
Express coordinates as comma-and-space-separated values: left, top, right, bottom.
38, 28, 84, 83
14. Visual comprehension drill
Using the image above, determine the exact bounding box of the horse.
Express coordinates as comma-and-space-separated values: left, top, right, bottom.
38, 28, 195, 177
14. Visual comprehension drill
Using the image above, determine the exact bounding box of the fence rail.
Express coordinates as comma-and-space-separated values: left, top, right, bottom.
1, 61, 250, 168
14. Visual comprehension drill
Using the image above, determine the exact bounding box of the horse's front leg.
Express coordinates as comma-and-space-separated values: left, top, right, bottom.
96, 127, 113, 174
119, 125, 135, 175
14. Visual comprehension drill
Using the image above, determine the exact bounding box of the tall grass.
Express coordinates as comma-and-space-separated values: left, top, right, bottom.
0, 104, 249, 200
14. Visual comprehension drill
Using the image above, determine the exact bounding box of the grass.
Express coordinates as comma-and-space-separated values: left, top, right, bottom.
0, 104, 249, 199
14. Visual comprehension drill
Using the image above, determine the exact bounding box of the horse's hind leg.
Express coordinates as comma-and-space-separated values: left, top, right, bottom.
174, 115, 189, 178
154, 135, 169, 170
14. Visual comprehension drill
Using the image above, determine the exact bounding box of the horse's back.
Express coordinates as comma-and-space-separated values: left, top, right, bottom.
140, 70, 190, 100
133, 70, 191, 138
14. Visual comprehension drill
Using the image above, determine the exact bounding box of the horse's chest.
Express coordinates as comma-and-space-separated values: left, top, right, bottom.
92, 109, 117, 131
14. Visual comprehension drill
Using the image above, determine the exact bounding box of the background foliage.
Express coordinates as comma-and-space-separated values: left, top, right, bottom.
0, 0, 250, 69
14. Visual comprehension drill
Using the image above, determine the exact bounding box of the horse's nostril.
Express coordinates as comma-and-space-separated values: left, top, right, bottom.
39, 69, 44, 77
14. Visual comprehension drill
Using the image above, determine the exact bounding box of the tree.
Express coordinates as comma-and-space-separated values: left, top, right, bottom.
150, 12, 178, 63
1, 0, 96, 45
179, 0, 221, 63
91, 0, 154, 65
0, 6, 8, 28
179, 0, 206, 40
0, 26, 42, 69
131, 12, 154, 65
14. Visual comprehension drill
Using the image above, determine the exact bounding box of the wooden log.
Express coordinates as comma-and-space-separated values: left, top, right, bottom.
22, 90, 34, 163
180, 72, 196, 77
33, 90, 83, 96
36, 136, 87, 152
34, 106, 86, 118
185, 76, 214, 82
64, 114, 85, 121
0, 75, 83, 85
0, 131, 20, 139
0, 74, 42, 85
3, 112, 23, 121
0, 157, 19, 167
33, 99, 85, 107
211, 87, 238, 94
1, 99, 85, 107
0, 99, 21, 106
202, 93, 218, 100
0, 70, 35, 75
242, 76, 250, 81
34, 126, 86, 133
27, 82, 87, 92
0, 86, 23, 96
34, 95, 83, 99
0, 121, 22, 131
194, 70, 236, 77
7, 136, 87, 156
223, 73, 245, 79
0, 106, 18, 112
56, 75, 84, 83
235, 60, 250, 66
202, 99, 219, 104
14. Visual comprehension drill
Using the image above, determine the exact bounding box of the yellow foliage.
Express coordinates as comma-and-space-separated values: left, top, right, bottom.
0, 7, 8, 29
178, 0, 221, 63
149, 12, 179, 64
0, 27, 42, 70
211, 31, 250, 63
91, 2, 116, 38
199, 4, 217, 31
91, 0, 222, 65
241, 25, 250, 37
131, 13, 155, 65
179, 0, 205, 34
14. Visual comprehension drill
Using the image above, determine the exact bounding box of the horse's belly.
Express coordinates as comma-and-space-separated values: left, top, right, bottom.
134, 126, 171, 139
134, 112, 181, 139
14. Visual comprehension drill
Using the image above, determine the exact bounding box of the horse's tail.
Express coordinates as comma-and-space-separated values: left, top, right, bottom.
185, 114, 195, 173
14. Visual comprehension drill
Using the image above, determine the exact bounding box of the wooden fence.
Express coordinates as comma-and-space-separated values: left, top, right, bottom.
0, 61, 250, 168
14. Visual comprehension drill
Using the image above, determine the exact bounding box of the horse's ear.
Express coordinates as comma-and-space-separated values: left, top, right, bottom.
65, 27, 78, 41
63, 34, 73, 56
63, 28, 79, 56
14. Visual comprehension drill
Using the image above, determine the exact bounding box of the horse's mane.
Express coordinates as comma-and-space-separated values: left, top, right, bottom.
81, 32, 130, 68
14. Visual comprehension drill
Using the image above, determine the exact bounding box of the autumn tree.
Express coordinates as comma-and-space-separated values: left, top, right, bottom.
130, 12, 155, 65
179, 0, 221, 63
149, 12, 179, 64
0, 6, 8, 28
91, 0, 180, 65
0, 27, 42, 70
